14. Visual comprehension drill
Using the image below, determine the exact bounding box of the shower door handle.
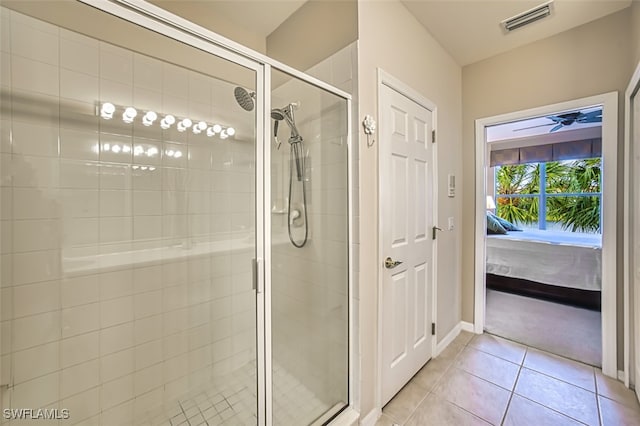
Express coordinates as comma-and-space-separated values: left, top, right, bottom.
252, 258, 263, 294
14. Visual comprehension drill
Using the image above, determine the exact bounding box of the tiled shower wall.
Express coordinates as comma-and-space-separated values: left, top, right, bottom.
270, 43, 355, 415
0, 8, 257, 424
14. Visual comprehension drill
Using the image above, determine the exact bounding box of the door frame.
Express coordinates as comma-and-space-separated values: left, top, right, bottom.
473, 92, 618, 378
375, 69, 438, 409
624, 59, 640, 390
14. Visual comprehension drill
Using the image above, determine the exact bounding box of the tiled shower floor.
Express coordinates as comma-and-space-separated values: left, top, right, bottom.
140, 360, 326, 426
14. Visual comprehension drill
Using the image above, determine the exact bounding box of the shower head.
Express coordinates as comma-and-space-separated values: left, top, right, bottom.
271, 104, 300, 141
234, 86, 255, 112
271, 108, 286, 121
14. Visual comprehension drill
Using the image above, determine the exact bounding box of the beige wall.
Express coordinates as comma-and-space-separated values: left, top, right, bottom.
461, 8, 633, 367
357, 0, 462, 417
266, 0, 357, 72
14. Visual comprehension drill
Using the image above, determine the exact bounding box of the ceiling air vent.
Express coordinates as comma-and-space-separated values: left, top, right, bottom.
502, 1, 553, 32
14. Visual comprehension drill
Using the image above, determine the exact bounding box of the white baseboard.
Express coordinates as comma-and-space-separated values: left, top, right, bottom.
436, 323, 461, 356
359, 408, 381, 426
460, 321, 476, 333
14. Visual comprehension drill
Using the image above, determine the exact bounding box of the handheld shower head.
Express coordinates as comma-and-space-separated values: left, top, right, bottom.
271, 108, 286, 121
234, 87, 255, 111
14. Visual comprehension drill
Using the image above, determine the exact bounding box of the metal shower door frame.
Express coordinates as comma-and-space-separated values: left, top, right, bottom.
75, 1, 355, 425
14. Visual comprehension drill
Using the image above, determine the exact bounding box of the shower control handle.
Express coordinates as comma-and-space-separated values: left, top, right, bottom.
384, 257, 403, 269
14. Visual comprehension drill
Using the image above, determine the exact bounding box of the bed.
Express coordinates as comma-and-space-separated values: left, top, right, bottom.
486, 229, 602, 310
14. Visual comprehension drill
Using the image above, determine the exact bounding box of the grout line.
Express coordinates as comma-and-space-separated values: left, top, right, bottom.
500, 346, 527, 425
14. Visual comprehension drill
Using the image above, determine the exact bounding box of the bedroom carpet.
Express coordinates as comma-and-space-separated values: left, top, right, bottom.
485, 289, 601, 366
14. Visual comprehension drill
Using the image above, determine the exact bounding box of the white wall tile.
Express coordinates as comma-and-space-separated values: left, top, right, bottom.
0, 220, 11, 255
0, 120, 11, 153
62, 385, 100, 423
134, 339, 162, 371
100, 295, 133, 328
0, 12, 10, 54
12, 155, 59, 189
100, 348, 134, 383
61, 303, 99, 339
60, 31, 99, 76
100, 322, 133, 356
100, 189, 132, 217
11, 20, 58, 66
99, 163, 130, 190
61, 274, 99, 309
133, 215, 161, 241
100, 374, 133, 410
162, 63, 189, 99
61, 359, 99, 399
11, 121, 58, 157
99, 133, 132, 164
60, 69, 99, 104
1, 52, 10, 88
11, 55, 59, 97
13, 341, 59, 384
134, 290, 162, 320
134, 315, 162, 345
100, 44, 133, 84
0, 287, 11, 321
99, 216, 132, 244
59, 160, 100, 189
12, 250, 61, 285
133, 86, 162, 114
11, 371, 59, 409
12, 310, 60, 351
99, 269, 133, 300
100, 79, 132, 106
62, 217, 99, 247
61, 331, 99, 369
59, 189, 99, 218
135, 365, 163, 400
131, 139, 162, 167
13, 280, 60, 318
133, 54, 162, 92
60, 128, 99, 161
132, 190, 161, 216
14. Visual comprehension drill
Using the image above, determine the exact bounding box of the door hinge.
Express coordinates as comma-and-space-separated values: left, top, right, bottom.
431, 323, 436, 335
432, 129, 436, 143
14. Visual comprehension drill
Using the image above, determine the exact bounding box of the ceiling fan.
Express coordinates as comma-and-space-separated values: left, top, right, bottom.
514, 109, 602, 133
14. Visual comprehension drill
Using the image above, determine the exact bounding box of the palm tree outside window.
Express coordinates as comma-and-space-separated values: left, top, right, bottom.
494, 158, 601, 233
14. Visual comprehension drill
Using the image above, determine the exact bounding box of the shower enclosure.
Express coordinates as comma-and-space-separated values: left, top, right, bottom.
0, 1, 351, 425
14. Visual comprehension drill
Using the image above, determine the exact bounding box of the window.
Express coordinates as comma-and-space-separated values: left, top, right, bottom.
494, 158, 601, 233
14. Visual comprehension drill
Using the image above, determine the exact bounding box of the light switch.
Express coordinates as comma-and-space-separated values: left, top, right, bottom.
448, 216, 454, 230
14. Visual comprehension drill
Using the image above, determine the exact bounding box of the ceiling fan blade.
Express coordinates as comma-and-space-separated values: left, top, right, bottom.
513, 123, 555, 132
549, 123, 564, 132
577, 116, 602, 123
580, 110, 602, 119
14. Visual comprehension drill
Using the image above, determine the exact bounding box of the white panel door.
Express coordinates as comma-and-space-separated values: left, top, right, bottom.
380, 83, 435, 405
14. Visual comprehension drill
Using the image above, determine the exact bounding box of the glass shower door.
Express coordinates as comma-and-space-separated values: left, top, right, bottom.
0, 3, 262, 424
270, 69, 350, 425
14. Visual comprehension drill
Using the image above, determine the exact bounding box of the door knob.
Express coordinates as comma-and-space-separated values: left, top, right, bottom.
384, 257, 403, 269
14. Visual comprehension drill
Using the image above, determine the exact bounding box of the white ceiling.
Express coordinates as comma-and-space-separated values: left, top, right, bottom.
401, 0, 632, 66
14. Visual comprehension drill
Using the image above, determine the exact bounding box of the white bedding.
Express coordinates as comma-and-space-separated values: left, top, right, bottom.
486, 229, 602, 291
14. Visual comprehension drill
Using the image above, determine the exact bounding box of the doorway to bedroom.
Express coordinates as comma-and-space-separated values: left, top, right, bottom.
474, 93, 618, 374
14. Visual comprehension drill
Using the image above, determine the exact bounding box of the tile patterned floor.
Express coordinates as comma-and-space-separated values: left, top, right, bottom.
378, 332, 640, 426
141, 360, 325, 425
